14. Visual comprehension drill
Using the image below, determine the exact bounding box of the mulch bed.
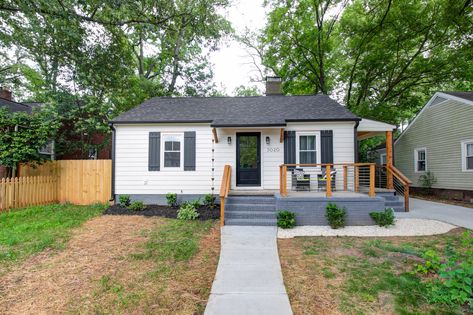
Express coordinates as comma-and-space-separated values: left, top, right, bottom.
104, 204, 220, 220
411, 193, 473, 209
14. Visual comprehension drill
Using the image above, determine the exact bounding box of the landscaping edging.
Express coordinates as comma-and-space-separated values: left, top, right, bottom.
277, 218, 457, 238
104, 205, 220, 220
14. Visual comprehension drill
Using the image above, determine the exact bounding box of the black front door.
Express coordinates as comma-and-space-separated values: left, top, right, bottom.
236, 133, 261, 186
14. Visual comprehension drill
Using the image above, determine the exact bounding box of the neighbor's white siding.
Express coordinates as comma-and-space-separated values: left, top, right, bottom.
115, 124, 213, 195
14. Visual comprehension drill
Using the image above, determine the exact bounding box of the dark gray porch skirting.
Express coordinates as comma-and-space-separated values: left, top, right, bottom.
275, 193, 384, 226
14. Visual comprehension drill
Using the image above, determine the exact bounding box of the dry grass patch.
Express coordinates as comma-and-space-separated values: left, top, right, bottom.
0, 215, 220, 315
279, 228, 471, 315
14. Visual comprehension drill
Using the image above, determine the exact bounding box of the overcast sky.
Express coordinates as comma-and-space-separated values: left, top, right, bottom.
211, 0, 267, 95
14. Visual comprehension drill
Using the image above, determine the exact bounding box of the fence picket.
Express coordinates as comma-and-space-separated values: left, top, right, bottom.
1, 160, 112, 211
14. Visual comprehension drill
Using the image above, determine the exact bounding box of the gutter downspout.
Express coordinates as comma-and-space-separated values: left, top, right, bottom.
354, 121, 360, 163
109, 122, 116, 203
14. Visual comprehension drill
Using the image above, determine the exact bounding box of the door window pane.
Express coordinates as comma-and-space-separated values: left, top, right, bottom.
239, 136, 257, 168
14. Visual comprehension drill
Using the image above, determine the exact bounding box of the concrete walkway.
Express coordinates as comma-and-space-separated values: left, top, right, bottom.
205, 226, 293, 315
396, 198, 473, 229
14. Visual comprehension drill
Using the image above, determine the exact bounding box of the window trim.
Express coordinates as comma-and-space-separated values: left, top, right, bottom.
295, 131, 321, 165
380, 153, 387, 165
461, 139, 473, 172
414, 147, 427, 173
161, 133, 184, 171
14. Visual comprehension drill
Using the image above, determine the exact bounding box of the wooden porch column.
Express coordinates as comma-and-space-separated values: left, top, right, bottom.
386, 131, 394, 189
326, 165, 332, 197
343, 165, 348, 191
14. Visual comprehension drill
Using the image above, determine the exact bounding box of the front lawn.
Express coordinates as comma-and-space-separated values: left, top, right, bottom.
279, 229, 472, 314
0, 203, 105, 268
0, 204, 220, 314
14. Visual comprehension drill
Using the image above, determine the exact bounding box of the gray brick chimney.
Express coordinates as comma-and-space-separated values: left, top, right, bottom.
265, 76, 282, 95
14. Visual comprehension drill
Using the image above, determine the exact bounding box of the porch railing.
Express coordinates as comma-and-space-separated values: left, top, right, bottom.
388, 165, 412, 212
279, 163, 377, 198
279, 163, 411, 212
219, 164, 231, 226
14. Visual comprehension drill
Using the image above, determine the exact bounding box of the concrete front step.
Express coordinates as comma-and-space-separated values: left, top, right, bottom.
225, 210, 276, 220
225, 203, 276, 212
225, 218, 277, 226
226, 196, 276, 205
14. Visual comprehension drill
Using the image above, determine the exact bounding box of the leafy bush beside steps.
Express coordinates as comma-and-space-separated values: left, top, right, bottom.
277, 210, 296, 229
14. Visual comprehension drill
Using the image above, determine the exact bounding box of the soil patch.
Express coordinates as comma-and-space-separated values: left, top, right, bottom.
104, 204, 220, 220
0, 215, 157, 314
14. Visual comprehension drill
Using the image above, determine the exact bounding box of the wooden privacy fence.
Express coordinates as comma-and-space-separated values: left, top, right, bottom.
0, 160, 112, 211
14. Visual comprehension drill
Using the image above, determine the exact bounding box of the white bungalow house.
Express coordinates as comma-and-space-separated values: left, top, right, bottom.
110, 78, 407, 226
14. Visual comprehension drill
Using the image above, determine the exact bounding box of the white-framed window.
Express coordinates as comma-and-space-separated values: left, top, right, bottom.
162, 133, 183, 169
414, 148, 427, 172
296, 132, 320, 164
380, 153, 387, 165
461, 140, 473, 172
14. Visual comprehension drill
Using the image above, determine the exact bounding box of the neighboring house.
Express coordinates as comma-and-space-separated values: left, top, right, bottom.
0, 87, 111, 178
110, 77, 407, 226
388, 92, 473, 201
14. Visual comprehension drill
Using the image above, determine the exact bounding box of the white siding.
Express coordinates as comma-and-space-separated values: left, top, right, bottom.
115, 121, 356, 194
115, 124, 213, 195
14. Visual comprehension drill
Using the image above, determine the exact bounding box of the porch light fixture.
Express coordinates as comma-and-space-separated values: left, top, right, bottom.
266, 136, 270, 145
227, 136, 232, 145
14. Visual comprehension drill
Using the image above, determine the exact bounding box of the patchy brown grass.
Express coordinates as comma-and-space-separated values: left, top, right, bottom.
278, 228, 471, 315
0, 215, 220, 315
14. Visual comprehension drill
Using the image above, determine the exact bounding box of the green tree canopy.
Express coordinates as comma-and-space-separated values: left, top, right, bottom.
253, 0, 473, 124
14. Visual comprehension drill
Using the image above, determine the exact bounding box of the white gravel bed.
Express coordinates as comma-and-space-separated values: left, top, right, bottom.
278, 218, 457, 238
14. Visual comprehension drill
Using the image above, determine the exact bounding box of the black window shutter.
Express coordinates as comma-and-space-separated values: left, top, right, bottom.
148, 132, 160, 171
184, 131, 196, 171
321, 130, 334, 164
284, 131, 296, 168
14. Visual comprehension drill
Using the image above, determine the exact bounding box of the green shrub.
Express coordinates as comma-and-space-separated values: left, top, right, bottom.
166, 193, 178, 207
419, 171, 437, 194
128, 200, 145, 211
369, 208, 395, 227
177, 203, 199, 220
118, 195, 131, 207
191, 197, 202, 208
277, 210, 296, 229
203, 194, 215, 209
325, 203, 346, 229
416, 232, 473, 310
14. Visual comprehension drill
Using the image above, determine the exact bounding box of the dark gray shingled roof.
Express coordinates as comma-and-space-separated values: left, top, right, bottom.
111, 94, 360, 126
442, 91, 473, 102
0, 97, 32, 113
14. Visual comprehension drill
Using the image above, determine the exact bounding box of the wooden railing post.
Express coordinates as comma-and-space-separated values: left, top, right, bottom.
404, 184, 409, 212
369, 164, 375, 197
326, 165, 332, 197
220, 197, 225, 226
343, 165, 348, 191
282, 165, 288, 197
354, 165, 359, 192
